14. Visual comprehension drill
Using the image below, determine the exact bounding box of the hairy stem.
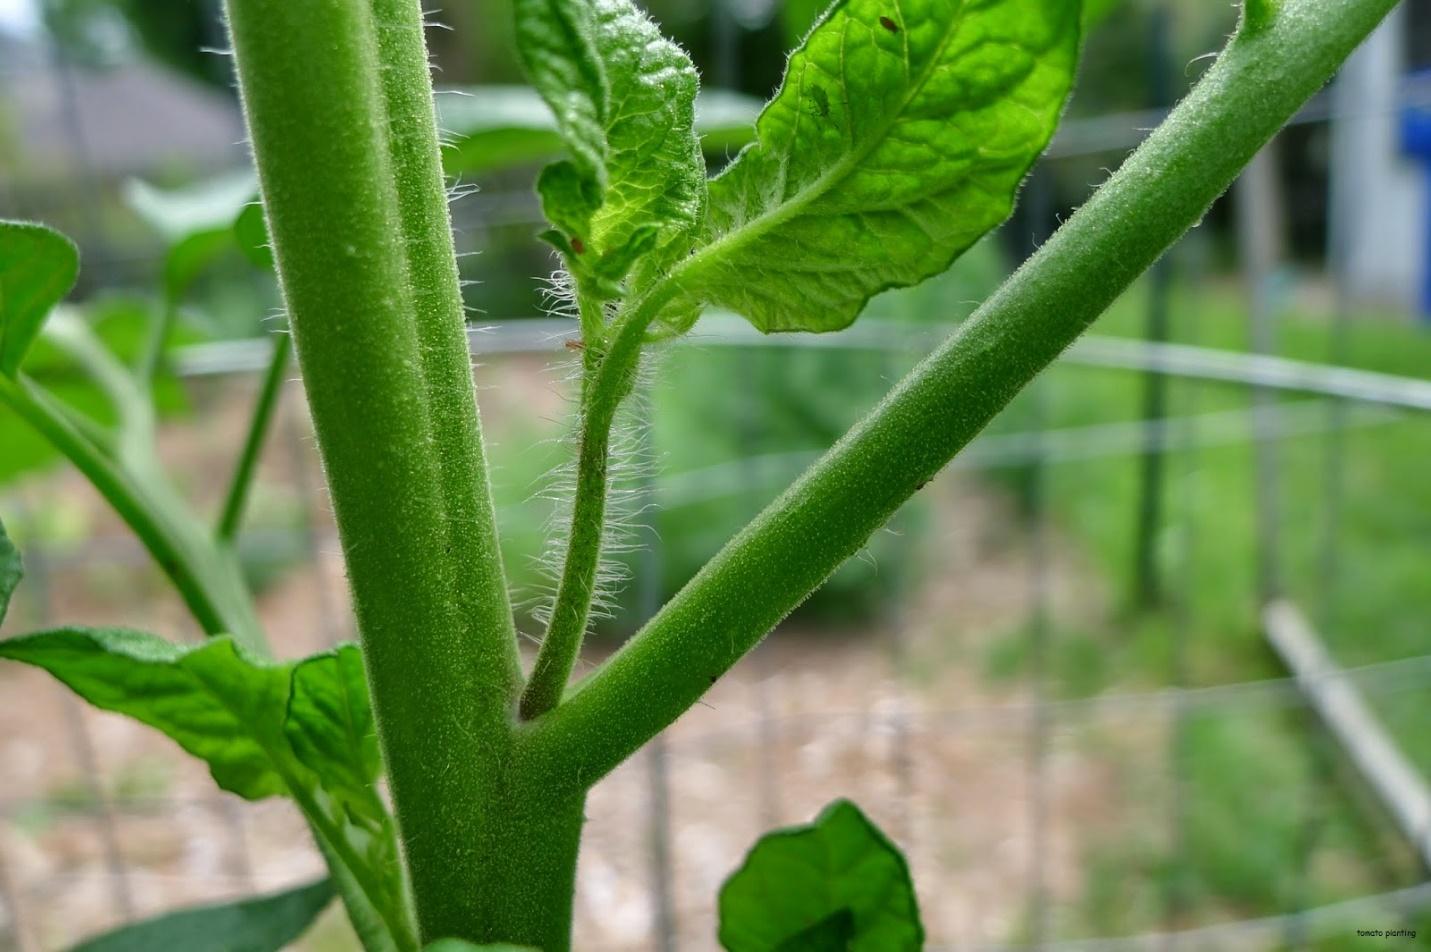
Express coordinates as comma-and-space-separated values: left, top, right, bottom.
521, 0, 1401, 789
217, 332, 290, 543
223, 0, 522, 940
368, 0, 522, 689
520, 335, 640, 719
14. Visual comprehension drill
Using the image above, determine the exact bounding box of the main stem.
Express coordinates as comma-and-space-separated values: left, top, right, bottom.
223, 0, 544, 943
521, 0, 1403, 789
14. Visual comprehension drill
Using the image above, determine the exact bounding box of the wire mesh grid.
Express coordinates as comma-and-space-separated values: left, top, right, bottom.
2, 6, 1430, 951
0, 326, 1427, 950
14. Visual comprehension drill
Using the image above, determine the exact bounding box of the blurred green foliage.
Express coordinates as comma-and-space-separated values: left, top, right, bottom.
44, 0, 230, 85
979, 279, 1431, 935
0, 296, 192, 483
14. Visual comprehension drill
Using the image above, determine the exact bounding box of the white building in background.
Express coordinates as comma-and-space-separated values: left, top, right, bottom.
1329, 5, 1428, 317
0, 26, 245, 189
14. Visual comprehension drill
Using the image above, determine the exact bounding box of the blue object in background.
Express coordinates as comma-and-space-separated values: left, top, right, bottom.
1400, 70, 1431, 320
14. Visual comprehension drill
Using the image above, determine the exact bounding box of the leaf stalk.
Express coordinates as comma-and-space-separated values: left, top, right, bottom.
216, 332, 291, 544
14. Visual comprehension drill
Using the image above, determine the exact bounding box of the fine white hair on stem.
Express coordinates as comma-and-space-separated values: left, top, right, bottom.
517, 328, 667, 652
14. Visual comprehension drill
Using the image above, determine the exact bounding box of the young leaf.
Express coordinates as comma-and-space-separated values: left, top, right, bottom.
0, 220, 79, 374
0, 628, 292, 798
515, 0, 706, 293
284, 644, 384, 822
67, 877, 334, 952
671, 0, 1082, 333
718, 800, 923, 952
437, 86, 761, 176
0, 515, 20, 626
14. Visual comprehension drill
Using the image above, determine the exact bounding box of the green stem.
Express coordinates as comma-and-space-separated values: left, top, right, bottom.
521, 0, 1401, 789
217, 333, 291, 543
138, 294, 177, 387
223, 0, 524, 941
0, 374, 258, 647
519, 337, 640, 719
368, 0, 522, 689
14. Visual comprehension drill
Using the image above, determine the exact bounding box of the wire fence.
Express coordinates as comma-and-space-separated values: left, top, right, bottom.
1, 5, 1430, 952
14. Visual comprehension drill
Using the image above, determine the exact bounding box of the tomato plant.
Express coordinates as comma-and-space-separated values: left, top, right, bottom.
0, 0, 1401, 948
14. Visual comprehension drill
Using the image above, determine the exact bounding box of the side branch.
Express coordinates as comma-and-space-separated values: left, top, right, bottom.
217, 333, 291, 543
520, 330, 642, 719
517, 0, 1402, 790
0, 375, 240, 642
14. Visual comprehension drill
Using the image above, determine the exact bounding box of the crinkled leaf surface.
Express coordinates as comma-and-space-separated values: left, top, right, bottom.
438, 87, 761, 175
68, 877, 334, 952
674, 0, 1082, 333
0, 515, 19, 626
515, 0, 705, 292
283, 646, 410, 952
0, 220, 79, 374
718, 799, 922, 952
0, 629, 417, 951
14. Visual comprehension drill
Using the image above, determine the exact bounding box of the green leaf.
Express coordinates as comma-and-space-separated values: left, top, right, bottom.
676, 0, 1082, 333
0, 296, 195, 486
285, 647, 412, 952
718, 800, 923, 952
0, 220, 79, 374
164, 230, 238, 300
0, 628, 292, 798
125, 174, 261, 297
125, 172, 260, 244
513, 0, 607, 183
68, 877, 335, 952
774, 909, 855, 952
514, 0, 706, 293
0, 628, 419, 951
1083, 0, 1123, 26
437, 86, 761, 176
284, 644, 383, 823
422, 943, 540, 952
0, 515, 20, 626
234, 202, 276, 271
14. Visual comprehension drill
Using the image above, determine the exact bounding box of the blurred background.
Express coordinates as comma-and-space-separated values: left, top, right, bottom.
1, 0, 1430, 949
